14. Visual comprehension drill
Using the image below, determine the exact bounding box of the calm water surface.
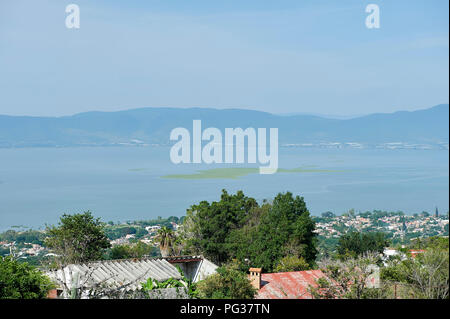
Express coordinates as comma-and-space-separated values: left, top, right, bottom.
0, 146, 448, 230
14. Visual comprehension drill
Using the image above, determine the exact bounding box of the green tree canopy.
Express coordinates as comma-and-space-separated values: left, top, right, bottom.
108, 242, 158, 260
0, 256, 54, 299
337, 232, 389, 259
183, 189, 258, 264
321, 211, 335, 218
243, 192, 317, 271
45, 211, 111, 265
183, 190, 317, 272
196, 262, 256, 299
381, 236, 449, 299
274, 256, 310, 273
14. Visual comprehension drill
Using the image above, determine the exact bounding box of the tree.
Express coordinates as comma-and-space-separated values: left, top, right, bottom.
183, 189, 258, 264
382, 243, 449, 299
0, 256, 54, 299
274, 256, 310, 272
246, 192, 317, 271
407, 249, 449, 299
336, 232, 389, 259
183, 190, 317, 272
410, 236, 449, 250
45, 211, 111, 265
108, 242, 158, 260
155, 226, 175, 257
321, 211, 335, 219
109, 245, 133, 260
225, 204, 269, 270
196, 262, 256, 299
309, 252, 384, 299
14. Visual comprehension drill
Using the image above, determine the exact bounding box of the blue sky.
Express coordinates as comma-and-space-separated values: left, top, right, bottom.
0, 0, 448, 116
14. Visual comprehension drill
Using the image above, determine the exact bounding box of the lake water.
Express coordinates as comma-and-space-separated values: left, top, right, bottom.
0, 146, 448, 230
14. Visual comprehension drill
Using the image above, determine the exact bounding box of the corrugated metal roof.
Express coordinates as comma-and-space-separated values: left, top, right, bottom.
256, 270, 325, 299
47, 258, 182, 292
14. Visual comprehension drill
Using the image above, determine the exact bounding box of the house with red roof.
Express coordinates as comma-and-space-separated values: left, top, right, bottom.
249, 268, 327, 299
409, 249, 426, 258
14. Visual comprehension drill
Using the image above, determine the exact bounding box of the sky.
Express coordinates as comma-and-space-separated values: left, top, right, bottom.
0, 0, 448, 117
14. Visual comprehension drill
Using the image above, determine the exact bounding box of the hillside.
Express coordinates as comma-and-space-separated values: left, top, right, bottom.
0, 104, 448, 147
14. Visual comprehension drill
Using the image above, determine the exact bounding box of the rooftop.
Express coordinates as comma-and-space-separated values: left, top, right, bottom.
46, 255, 218, 298
256, 270, 325, 299
47, 257, 182, 293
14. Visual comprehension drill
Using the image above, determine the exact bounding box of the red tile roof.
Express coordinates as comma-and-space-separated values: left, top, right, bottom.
409, 249, 426, 258
256, 270, 326, 299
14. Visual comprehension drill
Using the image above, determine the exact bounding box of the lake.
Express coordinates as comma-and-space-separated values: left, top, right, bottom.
0, 146, 448, 230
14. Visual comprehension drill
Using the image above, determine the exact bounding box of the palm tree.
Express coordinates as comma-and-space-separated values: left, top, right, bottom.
155, 227, 175, 257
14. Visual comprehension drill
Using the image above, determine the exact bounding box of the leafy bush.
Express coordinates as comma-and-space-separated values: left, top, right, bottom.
108, 242, 158, 259
274, 256, 310, 272
196, 262, 256, 299
336, 232, 389, 259
0, 256, 54, 299
309, 252, 385, 299
382, 248, 449, 299
45, 211, 110, 265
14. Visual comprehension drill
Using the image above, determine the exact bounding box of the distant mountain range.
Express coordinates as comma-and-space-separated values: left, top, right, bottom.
0, 104, 448, 147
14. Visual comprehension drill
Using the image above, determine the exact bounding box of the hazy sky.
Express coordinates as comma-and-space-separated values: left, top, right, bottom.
0, 0, 448, 116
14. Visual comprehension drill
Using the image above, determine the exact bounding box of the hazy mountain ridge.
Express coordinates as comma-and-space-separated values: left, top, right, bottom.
0, 104, 448, 147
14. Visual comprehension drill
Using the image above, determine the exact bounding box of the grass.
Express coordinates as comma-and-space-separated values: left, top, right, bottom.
277, 167, 337, 173
161, 166, 340, 180
162, 167, 258, 179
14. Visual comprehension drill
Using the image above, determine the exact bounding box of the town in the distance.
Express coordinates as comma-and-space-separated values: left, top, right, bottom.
2, 208, 447, 262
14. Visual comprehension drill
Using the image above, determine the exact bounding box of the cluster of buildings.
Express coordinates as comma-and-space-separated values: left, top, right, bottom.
314, 212, 449, 240
1, 221, 183, 261
0, 241, 48, 259
109, 222, 180, 248
109, 234, 137, 246
281, 142, 449, 150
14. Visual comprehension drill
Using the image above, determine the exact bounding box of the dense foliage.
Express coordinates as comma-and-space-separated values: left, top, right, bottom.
183, 190, 317, 272
381, 236, 449, 299
183, 190, 258, 264
274, 256, 310, 272
0, 256, 53, 299
336, 231, 389, 259
245, 192, 317, 271
310, 252, 384, 299
45, 211, 111, 265
0, 229, 45, 246
105, 226, 147, 241
107, 242, 159, 260
196, 262, 256, 299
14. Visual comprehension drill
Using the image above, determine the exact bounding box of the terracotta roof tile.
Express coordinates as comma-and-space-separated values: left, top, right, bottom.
256, 270, 325, 299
